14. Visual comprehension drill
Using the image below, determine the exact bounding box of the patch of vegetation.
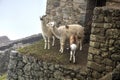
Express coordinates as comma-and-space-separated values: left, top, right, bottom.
19, 39, 70, 64
0, 74, 7, 80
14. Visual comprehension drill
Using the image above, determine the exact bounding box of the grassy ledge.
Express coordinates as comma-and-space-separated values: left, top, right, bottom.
18, 39, 88, 69
18, 39, 70, 65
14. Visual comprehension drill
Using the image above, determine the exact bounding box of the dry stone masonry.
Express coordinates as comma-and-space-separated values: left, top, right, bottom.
8, 51, 86, 80
46, 0, 87, 25
87, 7, 120, 80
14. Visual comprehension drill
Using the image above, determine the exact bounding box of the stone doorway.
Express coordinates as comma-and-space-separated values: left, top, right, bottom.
96, 0, 106, 7
84, 0, 107, 43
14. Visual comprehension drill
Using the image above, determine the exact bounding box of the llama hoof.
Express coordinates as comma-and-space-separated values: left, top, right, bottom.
80, 48, 82, 51
73, 62, 76, 64
80, 47, 82, 51
69, 60, 72, 63
52, 44, 54, 46
59, 50, 63, 53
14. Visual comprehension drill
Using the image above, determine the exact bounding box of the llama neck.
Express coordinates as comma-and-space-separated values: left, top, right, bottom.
41, 20, 48, 32
52, 26, 61, 39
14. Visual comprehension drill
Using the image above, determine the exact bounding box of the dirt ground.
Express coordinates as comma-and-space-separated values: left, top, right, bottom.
53, 41, 89, 69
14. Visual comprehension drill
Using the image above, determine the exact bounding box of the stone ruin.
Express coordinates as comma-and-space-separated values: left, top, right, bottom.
7, 0, 120, 80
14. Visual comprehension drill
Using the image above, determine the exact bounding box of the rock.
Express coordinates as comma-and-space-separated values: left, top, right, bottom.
111, 54, 120, 61
87, 61, 105, 72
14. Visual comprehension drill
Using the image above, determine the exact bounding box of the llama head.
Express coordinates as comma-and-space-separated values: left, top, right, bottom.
40, 15, 47, 21
46, 21, 56, 27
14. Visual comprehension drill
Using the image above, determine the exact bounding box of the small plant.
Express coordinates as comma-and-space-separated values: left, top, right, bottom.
0, 74, 7, 80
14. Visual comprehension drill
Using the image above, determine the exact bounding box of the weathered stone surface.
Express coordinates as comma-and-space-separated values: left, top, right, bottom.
87, 61, 105, 72
89, 47, 100, 55
92, 71, 101, 79
90, 34, 105, 43
111, 54, 120, 61
93, 14, 104, 22
99, 72, 112, 80
92, 23, 104, 28
106, 66, 113, 72
94, 55, 103, 64
87, 53, 93, 61
106, 29, 119, 39
102, 58, 113, 66
89, 41, 100, 48
101, 52, 109, 58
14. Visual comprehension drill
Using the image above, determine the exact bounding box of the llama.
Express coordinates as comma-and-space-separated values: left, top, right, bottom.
46, 21, 84, 53
69, 34, 78, 63
40, 15, 55, 49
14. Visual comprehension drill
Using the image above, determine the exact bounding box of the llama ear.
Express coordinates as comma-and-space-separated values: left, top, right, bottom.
40, 16, 43, 20
42, 15, 47, 17
65, 25, 69, 29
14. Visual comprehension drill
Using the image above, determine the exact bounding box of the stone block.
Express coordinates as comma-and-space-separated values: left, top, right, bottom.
90, 34, 105, 43
54, 70, 62, 79
92, 23, 104, 28
94, 55, 103, 64
93, 14, 104, 23
111, 54, 120, 61
93, 7, 103, 15
60, 1, 66, 7
92, 71, 101, 79
99, 72, 112, 80
106, 29, 119, 38
87, 61, 105, 72
103, 23, 113, 28
101, 52, 109, 58
112, 9, 120, 17
89, 41, 100, 48
88, 53, 93, 61
61, 0, 67, 2
73, 0, 86, 4
106, 66, 113, 72
89, 47, 100, 55
104, 16, 112, 23
102, 58, 113, 66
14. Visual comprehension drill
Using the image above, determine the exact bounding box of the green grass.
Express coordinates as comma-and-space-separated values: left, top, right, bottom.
0, 74, 7, 80
18, 39, 70, 65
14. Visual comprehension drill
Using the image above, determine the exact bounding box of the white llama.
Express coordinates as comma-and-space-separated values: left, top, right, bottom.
40, 15, 55, 49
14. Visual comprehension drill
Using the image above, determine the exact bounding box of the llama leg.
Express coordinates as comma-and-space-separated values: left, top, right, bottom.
48, 37, 50, 49
44, 39, 47, 49
80, 39, 82, 51
42, 35, 47, 49
52, 36, 55, 46
70, 51, 73, 63
73, 51, 76, 63
59, 42, 64, 53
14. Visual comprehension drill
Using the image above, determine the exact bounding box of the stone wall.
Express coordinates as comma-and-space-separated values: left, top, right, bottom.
0, 49, 10, 75
7, 51, 86, 80
87, 7, 120, 80
46, 0, 87, 26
